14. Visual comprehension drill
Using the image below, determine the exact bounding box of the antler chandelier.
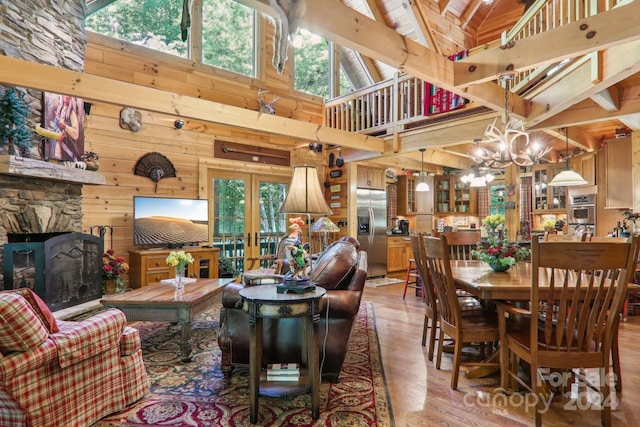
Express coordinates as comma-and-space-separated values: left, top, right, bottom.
468, 73, 551, 169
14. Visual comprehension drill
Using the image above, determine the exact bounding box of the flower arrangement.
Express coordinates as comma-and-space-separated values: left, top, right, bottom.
542, 219, 556, 230
166, 250, 194, 273
103, 249, 129, 293
482, 213, 505, 230
472, 235, 529, 271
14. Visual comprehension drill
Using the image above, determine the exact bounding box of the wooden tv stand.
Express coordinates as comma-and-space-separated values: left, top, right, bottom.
128, 247, 219, 288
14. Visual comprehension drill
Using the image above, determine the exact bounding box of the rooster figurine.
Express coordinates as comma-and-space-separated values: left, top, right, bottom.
284, 217, 310, 282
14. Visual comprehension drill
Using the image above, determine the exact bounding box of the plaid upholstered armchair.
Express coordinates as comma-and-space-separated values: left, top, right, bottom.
0, 289, 149, 427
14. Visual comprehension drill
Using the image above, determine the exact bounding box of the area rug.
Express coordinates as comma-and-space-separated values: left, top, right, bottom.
95, 301, 394, 426
365, 277, 404, 288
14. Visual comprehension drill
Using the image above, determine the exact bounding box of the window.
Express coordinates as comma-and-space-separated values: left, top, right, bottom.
294, 30, 330, 98
86, 0, 188, 58
86, 0, 258, 77
201, 0, 256, 76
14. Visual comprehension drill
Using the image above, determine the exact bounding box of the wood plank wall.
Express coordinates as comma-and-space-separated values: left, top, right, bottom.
81, 29, 326, 282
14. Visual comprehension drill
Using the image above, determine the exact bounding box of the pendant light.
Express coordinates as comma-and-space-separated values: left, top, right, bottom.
416, 148, 430, 192
548, 127, 587, 187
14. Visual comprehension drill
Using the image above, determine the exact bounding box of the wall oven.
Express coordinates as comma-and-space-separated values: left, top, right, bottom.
568, 193, 596, 226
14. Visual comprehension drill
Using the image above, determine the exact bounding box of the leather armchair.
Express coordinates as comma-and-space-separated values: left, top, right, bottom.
218, 236, 368, 383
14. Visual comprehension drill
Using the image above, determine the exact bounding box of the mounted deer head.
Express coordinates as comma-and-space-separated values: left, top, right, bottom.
269, 0, 306, 74
258, 90, 280, 115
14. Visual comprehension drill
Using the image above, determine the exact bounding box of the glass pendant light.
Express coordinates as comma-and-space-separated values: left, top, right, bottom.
416, 148, 430, 192
548, 128, 587, 187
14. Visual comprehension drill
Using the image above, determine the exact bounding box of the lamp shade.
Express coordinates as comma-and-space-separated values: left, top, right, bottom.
279, 165, 333, 215
416, 179, 430, 192
311, 216, 340, 232
548, 169, 588, 187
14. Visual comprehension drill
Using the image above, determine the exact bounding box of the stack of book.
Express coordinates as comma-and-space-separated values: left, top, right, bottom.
266, 363, 300, 382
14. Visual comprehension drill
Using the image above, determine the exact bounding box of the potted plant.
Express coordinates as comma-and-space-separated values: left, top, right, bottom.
0, 87, 33, 156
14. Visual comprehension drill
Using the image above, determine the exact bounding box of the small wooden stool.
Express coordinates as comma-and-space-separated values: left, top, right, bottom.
402, 258, 421, 299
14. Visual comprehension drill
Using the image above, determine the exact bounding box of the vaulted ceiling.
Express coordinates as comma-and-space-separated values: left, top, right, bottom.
84, 0, 640, 170
268, 0, 640, 167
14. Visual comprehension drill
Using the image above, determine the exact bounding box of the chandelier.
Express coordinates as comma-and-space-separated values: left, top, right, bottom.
461, 168, 495, 188
468, 73, 551, 169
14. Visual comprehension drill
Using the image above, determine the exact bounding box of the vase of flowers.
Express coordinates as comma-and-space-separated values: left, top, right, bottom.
472, 235, 529, 272
103, 249, 129, 294
166, 250, 194, 290
481, 213, 505, 240
542, 219, 556, 232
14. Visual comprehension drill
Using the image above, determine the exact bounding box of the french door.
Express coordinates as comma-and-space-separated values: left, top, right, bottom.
207, 169, 289, 275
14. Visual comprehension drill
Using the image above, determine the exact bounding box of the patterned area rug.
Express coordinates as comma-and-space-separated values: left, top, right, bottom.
365, 277, 404, 288
96, 301, 393, 426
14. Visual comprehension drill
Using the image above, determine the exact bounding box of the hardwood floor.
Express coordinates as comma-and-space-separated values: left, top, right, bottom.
364, 283, 640, 427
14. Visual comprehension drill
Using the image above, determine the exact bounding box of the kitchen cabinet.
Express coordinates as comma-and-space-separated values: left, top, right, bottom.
356, 166, 385, 190
434, 175, 477, 214
128, 247, 219, 288
605, 138, 632, 209
386, 236, 413, 273
569, 152, 596, 186
532, 164, 568, 212
397, 175, 417, 215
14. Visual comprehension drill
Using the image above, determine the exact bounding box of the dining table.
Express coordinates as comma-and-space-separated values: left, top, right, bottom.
449, 260, 534, 301
448, 259, 638, 379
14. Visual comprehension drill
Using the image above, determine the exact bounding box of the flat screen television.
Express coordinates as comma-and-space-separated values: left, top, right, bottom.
133, 196, 209, 247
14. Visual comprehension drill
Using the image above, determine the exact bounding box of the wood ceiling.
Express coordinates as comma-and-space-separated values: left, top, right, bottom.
255, 0, 640, 168
83, 0, 640, 170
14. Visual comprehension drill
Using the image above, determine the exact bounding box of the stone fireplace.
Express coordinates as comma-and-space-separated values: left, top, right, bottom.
0, 162, 106, 310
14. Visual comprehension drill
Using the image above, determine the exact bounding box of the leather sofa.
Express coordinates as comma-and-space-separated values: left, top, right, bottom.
218, 236, 368, 383
0, 289, 149, 427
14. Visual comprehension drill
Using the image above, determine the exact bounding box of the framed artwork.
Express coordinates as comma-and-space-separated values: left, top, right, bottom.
453, 216, 469, 226
43, 92, 85, 161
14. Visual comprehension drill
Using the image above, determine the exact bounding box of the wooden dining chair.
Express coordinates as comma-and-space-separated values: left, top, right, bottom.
441, 231, 481, 260
543, 232, 587, 242
424, 235, 500, 390
409, 234, 438, 361
498, 236, 639, 427
587, 235, 639, 392
441, 230, 483, 300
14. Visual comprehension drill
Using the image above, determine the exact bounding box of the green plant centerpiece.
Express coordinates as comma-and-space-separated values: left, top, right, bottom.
0, 87, 33, 156
472, 235, 529, 272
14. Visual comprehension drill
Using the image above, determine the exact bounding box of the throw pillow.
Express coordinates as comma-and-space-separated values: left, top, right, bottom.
0, 293, 49, 353
1, 288, 59, 333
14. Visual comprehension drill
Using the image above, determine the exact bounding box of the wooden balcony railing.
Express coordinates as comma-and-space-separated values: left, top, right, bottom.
324, 0, 626, 133
500, 0, 628, 92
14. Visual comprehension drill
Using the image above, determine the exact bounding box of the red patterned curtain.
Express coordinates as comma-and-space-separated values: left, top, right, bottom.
519, 176, 533, 237
477, 187, 490, 219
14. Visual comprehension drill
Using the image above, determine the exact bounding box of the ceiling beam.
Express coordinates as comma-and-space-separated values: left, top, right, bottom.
526, 39, 640, 127
591, 87, 620, 113
453, 0, 640, 87
530, 86, 640, 130
247, 0, 530, 119
0, 55, 384, 153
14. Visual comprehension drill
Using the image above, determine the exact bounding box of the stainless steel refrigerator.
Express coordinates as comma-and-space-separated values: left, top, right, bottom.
357, 188, 387, 277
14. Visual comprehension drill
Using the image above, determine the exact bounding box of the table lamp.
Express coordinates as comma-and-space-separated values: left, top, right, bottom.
279, 165, 332, 293
311, 216, 340, 252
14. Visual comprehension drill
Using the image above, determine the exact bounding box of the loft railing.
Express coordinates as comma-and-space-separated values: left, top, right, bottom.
499, 0, 628, 92
324, 73, 426, 134
324, 0, 626, 133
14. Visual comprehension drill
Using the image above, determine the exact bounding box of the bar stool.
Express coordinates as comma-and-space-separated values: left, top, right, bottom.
402, 258, 421, 299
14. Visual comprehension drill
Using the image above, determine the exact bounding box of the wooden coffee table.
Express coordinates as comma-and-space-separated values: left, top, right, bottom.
101, 278, 233, 362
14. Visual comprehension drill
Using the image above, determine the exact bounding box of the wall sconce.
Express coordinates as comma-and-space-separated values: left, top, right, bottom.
309, 142, 322, 153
